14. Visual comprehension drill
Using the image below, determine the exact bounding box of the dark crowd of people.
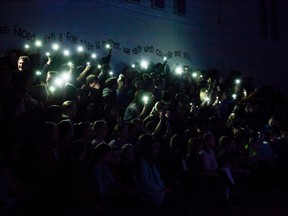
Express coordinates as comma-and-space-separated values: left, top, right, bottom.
1, 45, 288, 216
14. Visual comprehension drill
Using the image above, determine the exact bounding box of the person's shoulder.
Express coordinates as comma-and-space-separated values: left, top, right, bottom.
198, 150, 208, 157
107, 139, 116, 146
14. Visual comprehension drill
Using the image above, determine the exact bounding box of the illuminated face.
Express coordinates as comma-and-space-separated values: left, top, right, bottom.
18, 59, 26, 71
89, 81, 97, 88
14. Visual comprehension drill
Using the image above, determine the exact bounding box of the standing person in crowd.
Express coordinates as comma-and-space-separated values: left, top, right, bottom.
78, 74, 103, 121
102, 77, 118, 105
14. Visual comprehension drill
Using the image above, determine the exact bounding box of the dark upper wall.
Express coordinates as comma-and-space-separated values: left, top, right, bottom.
1, 0, 288, 93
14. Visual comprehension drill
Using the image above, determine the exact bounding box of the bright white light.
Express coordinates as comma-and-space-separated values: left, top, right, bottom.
35, 71, 42, 76
63, 49, 70, 56
35, 40, 42, 47
24, 44, 30, 49
54, 78, 64, 87
192, 72, 198, 78
131, 64, 136, 68
46, 52, 50, 57
61, 73, 71, 82
68, 62, 73, 67
52, 43, 59, 51
163, 56, 167, 61
235, 79, 241, 85
105, 44, 111, 49
243, 89, 247, 98
175, 67, 183, 75
140, 61, 148, 70
109, 71, 114, 76
232, 94, 237, 99
49, 86, 56, 93
77, 46, 84, 52
91, 53, 97, 59
87, 62, 90, 66
204, 97, 210, 102
142, 96, 149, 104
97, 64, 101, 69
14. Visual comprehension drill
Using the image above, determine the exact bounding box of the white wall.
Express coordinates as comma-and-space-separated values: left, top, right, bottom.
1, 0, 288, 93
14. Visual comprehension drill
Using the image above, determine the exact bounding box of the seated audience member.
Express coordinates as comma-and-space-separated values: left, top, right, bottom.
135, 134, 171, 207
108, 124, 129, 149
89, 144, 140, 214
61, 100, 77, 122
120, 144, 136, 187
92, 120, 108, 147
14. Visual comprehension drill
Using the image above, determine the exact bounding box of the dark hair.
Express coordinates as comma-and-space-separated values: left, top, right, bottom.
218, 136, 233, 150
29, 84, 49, 104
105, 77, 117, 89
45, 105, 62, 123
187, 138, 202, 155
18, 55, 30, 66
62, 100, 75, 113
74, 121, 91, 140
137, 134, 158, 162
93, 120, 107, 133
145, 121, 157, 134
71, 140, 86, 160
170, 134, 183, 150
42, 121, 57, 138
63, 83, 78, 101
121, 143, 135, 155
111, 124, 127, 138
90, 143, 111, 163
86, 74, 97, 85
202, 132, 214, 142
57, 119, 73, 139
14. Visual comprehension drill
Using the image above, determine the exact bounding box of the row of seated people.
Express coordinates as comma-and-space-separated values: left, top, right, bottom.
1, 50, 288, 215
